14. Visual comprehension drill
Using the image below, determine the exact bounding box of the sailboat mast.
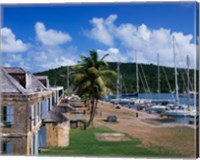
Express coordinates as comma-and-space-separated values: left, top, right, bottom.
136, 52, 139, 93
186, 55, 190, 109
117, 61, 120, 104
157, 53, 160, 95
67, 65, 70, 89
173, 36, 179, 106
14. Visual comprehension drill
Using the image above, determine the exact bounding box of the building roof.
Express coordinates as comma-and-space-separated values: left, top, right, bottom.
52, 105, 71, 113
1, 67, 50, 95
1, 68, 27, 93
45, 110, 68, 123
50, 86, 64, 91
30, 74, 47, 91
3, 67, 25, 74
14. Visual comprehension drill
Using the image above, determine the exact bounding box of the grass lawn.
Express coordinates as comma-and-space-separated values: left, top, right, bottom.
40, 126, 186, 157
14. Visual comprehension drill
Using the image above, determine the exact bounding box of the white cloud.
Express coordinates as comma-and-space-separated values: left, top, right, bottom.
26, 45, 78, 72
40, 56, 76, 70
2, 23, 76, 72
86, 15, 196, 68
7, 54, 24, 63
84, 15, 116, 46
97, 48, 127, 62
1, 27, 28, 53
35, 22, 72, 46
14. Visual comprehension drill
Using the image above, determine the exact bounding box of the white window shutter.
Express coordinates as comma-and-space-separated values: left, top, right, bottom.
42, 100, 48, 119
6, 142, 13, 155
7, 105, 14, 124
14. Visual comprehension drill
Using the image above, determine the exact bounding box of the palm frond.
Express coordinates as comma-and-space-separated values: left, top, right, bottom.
73, 73, 87, 83
89, 50, 98, 64
97, 61, 109, 69
100, 53, 109, 61
100, 70, 117, 77
88, 67, 99, 78
95, 77, 107, 95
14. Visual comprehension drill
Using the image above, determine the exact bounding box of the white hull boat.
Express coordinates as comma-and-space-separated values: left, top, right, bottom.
163, 109, 196, 117
134, 99, 152, 105
146, 105, 169, 113
110, 98, 135, 104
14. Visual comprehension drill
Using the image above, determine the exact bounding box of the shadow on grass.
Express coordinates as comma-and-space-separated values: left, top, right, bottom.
103, 119, 119, 124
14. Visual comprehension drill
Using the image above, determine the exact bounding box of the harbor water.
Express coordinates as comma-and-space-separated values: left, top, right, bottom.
103, 93, 198, 124
104, 93, 197, 107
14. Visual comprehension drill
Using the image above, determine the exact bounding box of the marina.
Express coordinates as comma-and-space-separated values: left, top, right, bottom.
103, 92, 198, 125
104, 35, 198, 126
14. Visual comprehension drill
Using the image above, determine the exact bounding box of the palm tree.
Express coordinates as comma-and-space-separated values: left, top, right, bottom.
72, 50, 116, 128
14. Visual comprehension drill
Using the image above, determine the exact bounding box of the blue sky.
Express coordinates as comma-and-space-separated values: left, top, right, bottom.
1, 2, 198, 72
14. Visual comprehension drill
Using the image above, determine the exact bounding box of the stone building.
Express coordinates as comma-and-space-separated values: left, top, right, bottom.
0, 67, 64, 155
44, 106, 70, 148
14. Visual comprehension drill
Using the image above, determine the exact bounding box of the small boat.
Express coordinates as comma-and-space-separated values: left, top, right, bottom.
134, 98, 152, 105
189, 109, 197, 116
146, 105, 169, 113
110, 98, 120, 104
188, 112, 199, 125
162, 107, 196, 117
179, 91, 198, 98
110, 98, 135, 104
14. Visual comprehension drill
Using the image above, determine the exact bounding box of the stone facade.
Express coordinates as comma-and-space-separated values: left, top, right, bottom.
0, 67, 65, 156
46, 121, 70, 147
1, 136, 27, 155
1, 91, 53, 155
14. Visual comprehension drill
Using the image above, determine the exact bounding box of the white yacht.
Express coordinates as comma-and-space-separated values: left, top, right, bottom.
163, 108, 196, 117
163, 109, 190, 116
146, 105, 169, 113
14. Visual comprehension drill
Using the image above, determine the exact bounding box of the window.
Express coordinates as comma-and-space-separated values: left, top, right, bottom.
29, 105, 33, 131
0, 105, 14, 126
41, 100, 48, 120
1, 142, 14, 155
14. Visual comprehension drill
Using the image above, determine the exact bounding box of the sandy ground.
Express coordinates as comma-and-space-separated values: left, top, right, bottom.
92, 101, 197, 157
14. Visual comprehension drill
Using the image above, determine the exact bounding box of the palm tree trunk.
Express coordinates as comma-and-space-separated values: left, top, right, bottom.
86, 99, 90, 110
86, 98, 98, 128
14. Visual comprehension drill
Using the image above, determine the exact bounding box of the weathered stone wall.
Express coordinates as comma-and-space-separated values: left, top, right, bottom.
45, 123, 57, 147
1, 100, 28, 134
0, 136, 27, 155
2, 91, 53, 134
46, 121, 70, 147
1, 90, 53, 155
57, 122, 70, 147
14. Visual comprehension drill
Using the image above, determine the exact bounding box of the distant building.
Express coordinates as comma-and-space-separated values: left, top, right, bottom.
0, 67, 64, 155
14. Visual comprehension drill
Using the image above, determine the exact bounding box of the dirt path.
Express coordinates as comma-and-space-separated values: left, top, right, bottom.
93, 101, 196, 157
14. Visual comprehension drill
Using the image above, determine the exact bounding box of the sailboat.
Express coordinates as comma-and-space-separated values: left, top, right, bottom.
110, 58, 138, 105
122, 52, 139, 99
146, 53, 171, 113
134, 52, 140, 97
163, 36, 195, 117
110, 61, 121, 104
110, 61, 132, 105
179, 56, 198, 98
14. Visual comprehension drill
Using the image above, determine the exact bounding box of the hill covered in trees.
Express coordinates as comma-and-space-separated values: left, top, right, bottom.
35, 62, 195, 93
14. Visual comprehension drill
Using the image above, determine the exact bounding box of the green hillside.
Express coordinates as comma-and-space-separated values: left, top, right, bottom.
35, 62, 196, 93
